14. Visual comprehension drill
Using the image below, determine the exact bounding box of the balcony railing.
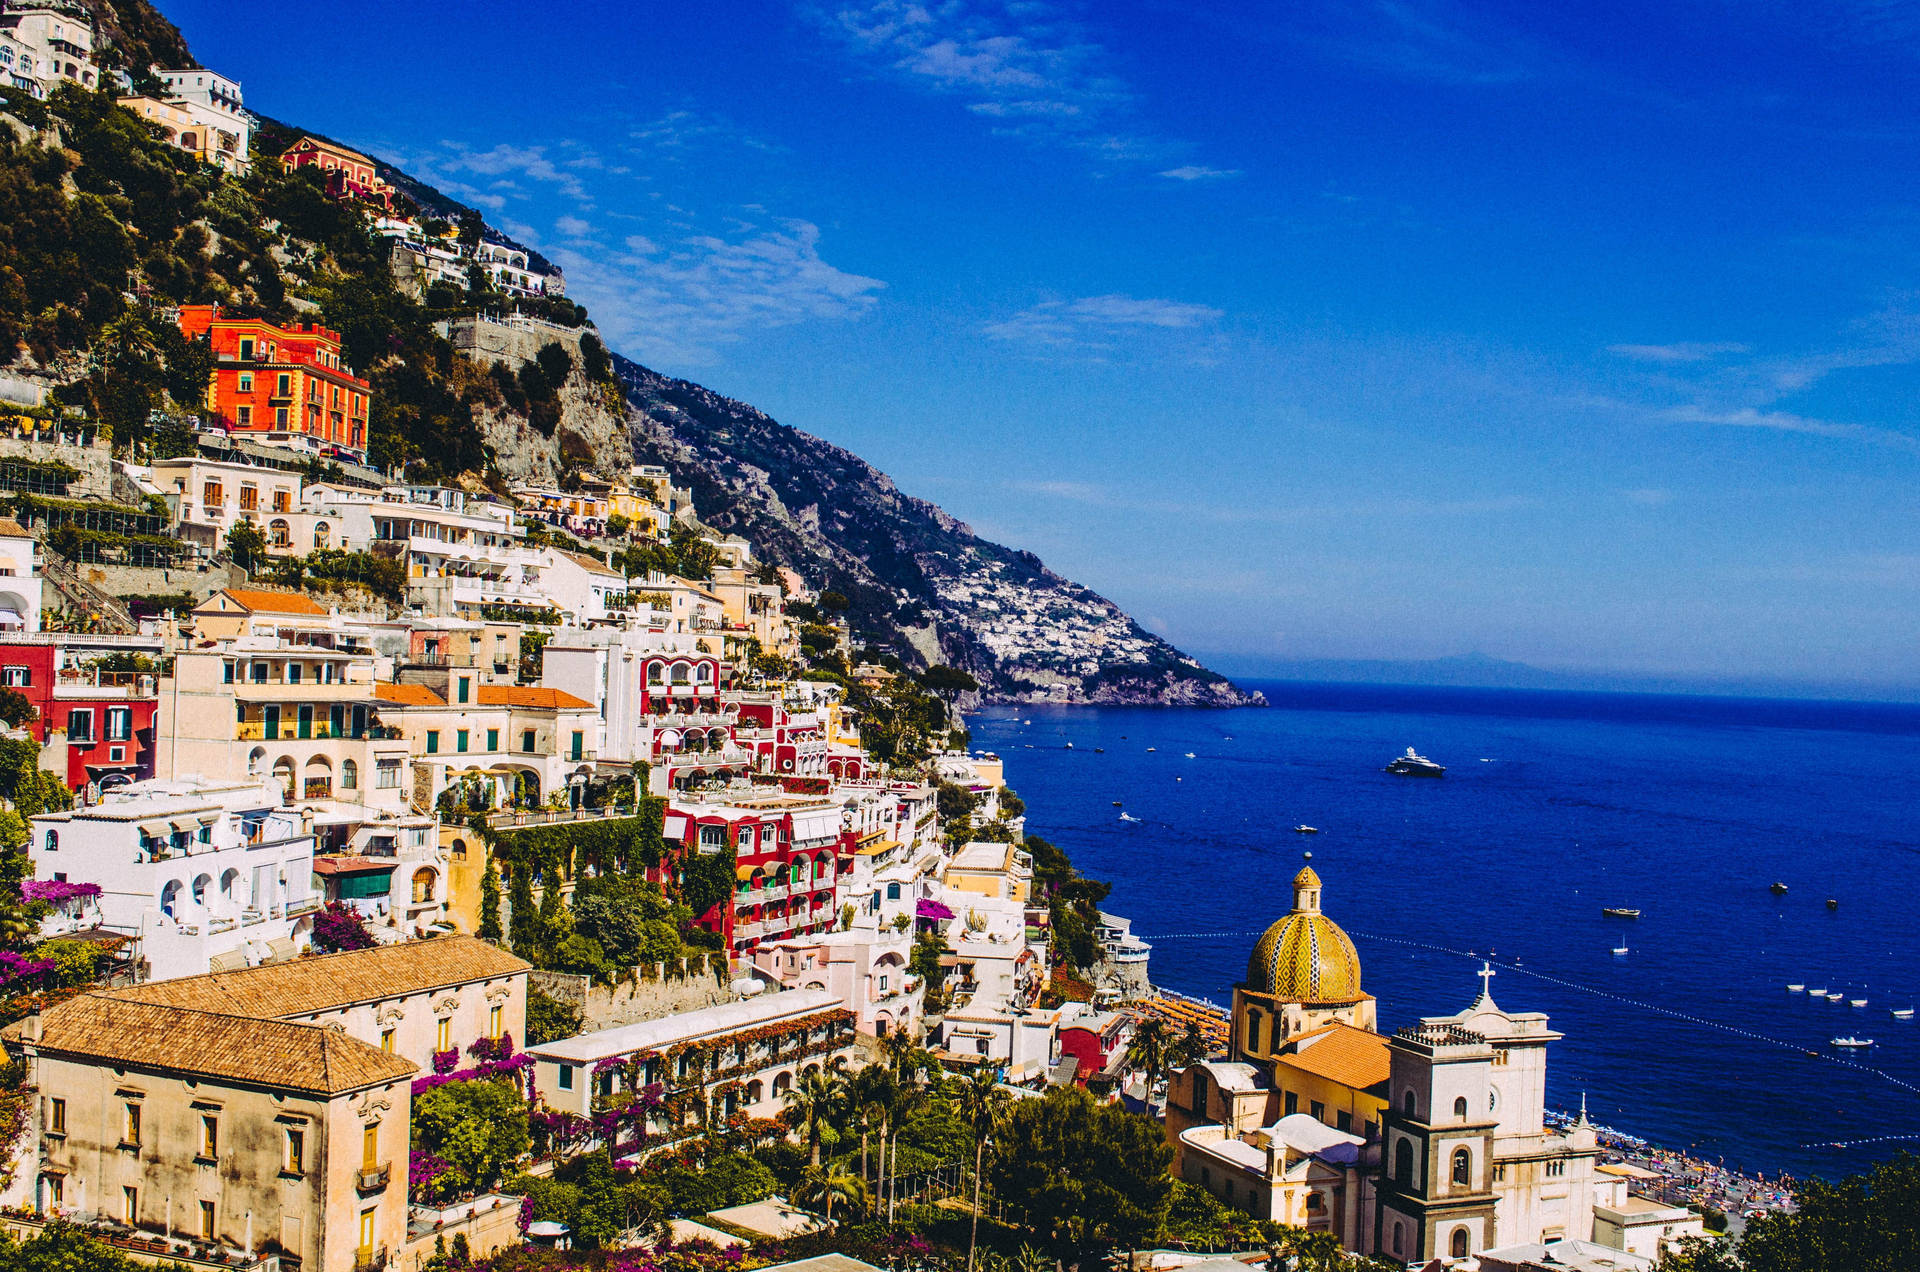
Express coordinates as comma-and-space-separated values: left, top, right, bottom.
357, 1163, 391, 1194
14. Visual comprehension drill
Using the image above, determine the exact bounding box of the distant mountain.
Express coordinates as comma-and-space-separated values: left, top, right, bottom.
616, 357, 1263, 707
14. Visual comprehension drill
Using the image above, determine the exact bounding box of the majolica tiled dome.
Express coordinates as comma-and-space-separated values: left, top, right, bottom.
1245, 864, 1364, 1004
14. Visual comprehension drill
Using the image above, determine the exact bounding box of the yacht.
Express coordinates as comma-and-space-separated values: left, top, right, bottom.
1830, 1036, 1874, 1049
1891, 1008, 1914, 1020
1612, 946, 1629, 956
1293, 825, 1320, 835
1770, 881, 1789, 895
1385, 747, 1446, 777
1602, 907, 1641, 918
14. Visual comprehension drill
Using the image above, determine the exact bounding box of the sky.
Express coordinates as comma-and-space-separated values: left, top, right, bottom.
163, 0, 1920, 690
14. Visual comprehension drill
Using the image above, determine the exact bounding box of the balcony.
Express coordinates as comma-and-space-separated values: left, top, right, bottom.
357, 1162, 391, 1194
285, 896, 321, 917
355, 1249, 390, 1271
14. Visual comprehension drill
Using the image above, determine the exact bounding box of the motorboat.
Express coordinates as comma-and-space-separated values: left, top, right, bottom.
1112, 800, 1123, 807
1852, 998, 1868, 1008
1386, 747, 1445, 777
1892, 1008, 1915, 1020
1830, 1037, 1874, 1049
1827, 899, 1839, 910
1293, 825, 1319, 834
1826, 992, 1845, 1002
1787, 984, 1806, 993
1183, 751, 1196, 758
1602, 908, 1640, 918
1770, 882, 1789, 895
1810, 987, 1827, 996
1118, 812, 1140, 823
1146, 747, 1156, 752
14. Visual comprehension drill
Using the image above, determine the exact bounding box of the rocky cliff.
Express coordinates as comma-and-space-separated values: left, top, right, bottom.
615, 357, 1262, 707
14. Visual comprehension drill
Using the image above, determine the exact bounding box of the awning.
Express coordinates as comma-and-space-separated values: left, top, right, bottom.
137, 820, 173, 837
916, 898, 956, 921
663, 814, 688, 838
735, 864, 756, 881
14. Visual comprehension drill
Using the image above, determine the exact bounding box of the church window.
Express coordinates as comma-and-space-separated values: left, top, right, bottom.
1452, 1147, 1471, 1185
1493, 1164, 1506, 1182
1393, 1139, 1413, 1185
1305, 1191, 1324, 1213
1492, 1047, 1509, 1066
1490, 1089, 1499, 1111
1546, 1159, 1566, 1178
1454, 1096, 1468, 1120
1402, 1090, 1416, 1117
1451, 1229, 1470, 1259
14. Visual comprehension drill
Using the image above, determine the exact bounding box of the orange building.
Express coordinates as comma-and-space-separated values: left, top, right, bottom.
177, 304, 372, 460
279, 135, 394, 209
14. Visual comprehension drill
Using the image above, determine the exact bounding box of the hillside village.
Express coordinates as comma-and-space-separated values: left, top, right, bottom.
0, 6, 1751, 1272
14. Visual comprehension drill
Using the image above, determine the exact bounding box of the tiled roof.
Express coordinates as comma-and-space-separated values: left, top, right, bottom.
200, 589, 329, 616
0, 517, 29, 536
375, 681, 446, 706
102, 935, 530, 1019
476, 685, 593, 710
558, 549, 623, 578
1280, 1021, 1390, 1091
16, 994, 414, 1095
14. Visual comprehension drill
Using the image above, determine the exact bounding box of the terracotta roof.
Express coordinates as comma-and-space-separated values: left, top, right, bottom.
476, 685, 593, 710
558, 549, 623, 578
1279, 1021, 1390, 1091
102, 935, 530, 1020
375, 681, 446, 706
16, 994, 414, 1095
198, 588, 329, 616
311, 855, 397, 877
0, 517, 29, 537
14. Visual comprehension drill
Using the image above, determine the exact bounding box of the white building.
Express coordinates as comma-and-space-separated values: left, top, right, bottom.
29, 777, 318, 981
149, 68, 251, 173
0, 5, 97, 101
0, 515, 41, 630
750, 928, 923, 1037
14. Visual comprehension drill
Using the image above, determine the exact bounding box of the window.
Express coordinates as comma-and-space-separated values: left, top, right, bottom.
285, 1127, 305, 1174
200, 1200, 216, 1241
1337, 1110, 1353, 1133
886, 883, 901, 901
200, 1114, 219, 1160
1283, 1090, 1298, 1116
412, 869, 435, 904
67, 709, 93, 743
1492, 1163, 1506, 1182
1451, 1229, 1470, 1259
377, 758, 401, 788
380, 1028, 395, 1054
358, 1208, 376, 1256
489, 1004, 503, 1038
239, 338, 255, 360
457, 729, 469, 753
42, 830, 55, 852
1546, 1159, 1566, 1178
487, 728, 499, 752
239, 484, 258, 511
122, 1102, 141, 1148
272, 488, 291, 513
287, 662, 302, 684
103, 707, 132, 741
276, 373, 291, 397
275, 407, 289, 427
436, 1018, 451, 1052
2, 666, 28, 687
569, 730, 584, 760
237, 372, 252, 392
1454, 1096, 1469, 1120
362, 1123, 380, 1171
123, 1186, 138, 1225
425, 730, 439, 754
1402, 1090, 1416, 1117
558, 1063, 575, 1091
1452, 1147, 1471, 1185
342, 759, 358, 790
1310, 1100, 1325, 1122
47, 1098, 64, 1134
252, 661, 268, 683
1244, 1009, 1263, 1054
521, 729, 536, 752
236, 406, 252, 426
457, 677, 470, 704
1393, 1138, 1413, 1185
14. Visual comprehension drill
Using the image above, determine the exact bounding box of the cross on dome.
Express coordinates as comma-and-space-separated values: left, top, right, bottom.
1477, 961, 1498, 1003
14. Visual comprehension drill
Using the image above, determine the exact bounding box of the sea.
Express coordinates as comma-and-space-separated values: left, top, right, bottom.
967, 681, 1920, 1181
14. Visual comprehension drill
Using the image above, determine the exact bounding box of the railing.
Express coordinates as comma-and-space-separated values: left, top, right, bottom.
482, 805, 636, 830
354, 1248, 389, 1271
357, 1164, 391, 1194
285, 897, 321, 917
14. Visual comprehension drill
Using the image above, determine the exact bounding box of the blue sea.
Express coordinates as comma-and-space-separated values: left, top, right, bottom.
968, 681, 1920, 1180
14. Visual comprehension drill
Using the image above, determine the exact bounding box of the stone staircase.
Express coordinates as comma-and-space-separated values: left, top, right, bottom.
38, 550, 140, 633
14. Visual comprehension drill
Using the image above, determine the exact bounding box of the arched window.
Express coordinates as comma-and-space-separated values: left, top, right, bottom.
412, 868, 436, 904
220, 868, 240, 901
1451, 1229, 1470, 1259
1392, 1223, 1404, 1257
1394, 1138, 1413, 1185
696, 662, 713, 682
647, 662, 664, 685
268, 519, 291, 548
44, 830, 56, 852
773, 1071, 793, 1095
314, 521, 331, 550
180, 132, 198, 150
1402, 1089, 1416, 1117
341, 759, 358, 790
1454, 1096, 1468, 1120
160, 880, 182, 918
1452, 1147, 1471, 1186
670, 662, 691, 685
746, 1079, 763, 1103
192, 873, 212, 907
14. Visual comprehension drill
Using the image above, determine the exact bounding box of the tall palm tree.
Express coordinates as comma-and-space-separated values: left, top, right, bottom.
783, 1068, 847, 1167
1125, 1015, 1170, 1100
954, 1066, 1009, 1272
794, 1163, 868, 1224
880, 1023, 916, 1077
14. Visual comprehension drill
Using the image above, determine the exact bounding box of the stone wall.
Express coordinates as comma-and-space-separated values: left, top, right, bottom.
532, 961, 735, 1033
0, 434, 113, 498
77, 560, 237, 608
443, 314, 583, 369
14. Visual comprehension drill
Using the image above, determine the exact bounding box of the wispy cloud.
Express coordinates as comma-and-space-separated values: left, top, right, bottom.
426, 142, 595, 205
984, 293, 1222, 351
1661, 404, 1920, 454
805, 1, 1218, 169
1159, 165, 1240, 182
1608, 341, 1750, 363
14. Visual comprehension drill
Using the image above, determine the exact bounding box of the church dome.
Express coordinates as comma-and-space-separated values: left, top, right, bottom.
1245, 861, 1364, 1004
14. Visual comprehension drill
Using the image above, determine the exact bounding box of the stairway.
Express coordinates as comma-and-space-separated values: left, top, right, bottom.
38, 549, 140, 633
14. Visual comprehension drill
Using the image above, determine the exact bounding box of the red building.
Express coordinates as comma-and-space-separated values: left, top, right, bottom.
279, 136, 394, 209
177, 304, 372, 460
0, 634, 164, 792
1057, 1008, 1134, 1089
663, 799, 848, 956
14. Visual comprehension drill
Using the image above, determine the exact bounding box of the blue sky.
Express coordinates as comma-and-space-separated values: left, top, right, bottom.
165, 1, 1920, 689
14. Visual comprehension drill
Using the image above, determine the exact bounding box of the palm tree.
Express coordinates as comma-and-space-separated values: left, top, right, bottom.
783, 1068, 847, 1167
954, 1066, 1009, 1272
1168, 1020, 1211, 1071
794, 1163, 868, 1224
1125, 1015, 1170, 1100
880, 1023, 917, 1077
850, 1064, 899, 1187
1013, 1245, 1053, 1272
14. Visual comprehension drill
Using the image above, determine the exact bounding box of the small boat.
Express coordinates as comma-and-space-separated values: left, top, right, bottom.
1611, 946, 1629, 956
1118, 812, 1140, 823
1094, 748, 1104, 753
1183, 751, 1196, 758
1788, 984, 1805, 992
1293, 825, 1319, 835
1826, 992, 1845, 1002
1830, 1037, 1874, 1049
1810, 987, 1827, 996
1064, 742, 1073, 749
1602, 907, 1640, 918
1827, 899, 1839, 910
1892, 1008, 1914, 1020
1770, 882, 1789, 895
1146, 747, 1156, 752
1111, 800, 1123, 807
1852, 998, 1868, 1008
1385, 747, 1445, 777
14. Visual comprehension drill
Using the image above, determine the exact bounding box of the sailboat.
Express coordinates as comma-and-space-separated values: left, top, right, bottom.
1611, 946, 1629, 956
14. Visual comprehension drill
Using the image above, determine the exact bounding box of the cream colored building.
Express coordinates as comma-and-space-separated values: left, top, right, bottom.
942, 840, 1033, 904
372, 681, 602, 811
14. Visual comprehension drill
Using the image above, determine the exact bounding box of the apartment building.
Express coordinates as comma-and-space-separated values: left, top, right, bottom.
0, 631, 162, 790
177, 304, 372, 461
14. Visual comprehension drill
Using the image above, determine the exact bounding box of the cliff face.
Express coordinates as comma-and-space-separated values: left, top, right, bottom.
615, 356, 1263, 707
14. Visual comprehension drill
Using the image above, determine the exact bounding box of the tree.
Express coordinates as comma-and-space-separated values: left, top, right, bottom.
794, 1163, 868, 1224
526, 986, 583, 1046
412, 1077, 531, 1193
478, 861, 502, 941
0, 688, 35, 727
311, 901, 375, 952
922, 665, 980, 713
1656, 1151, 1920, 1272
989, 1086, 1173, 1259
955, 1066, 1010, 1272
1124, 1015, 1169, 1101
534, 341, 573, 391
225, 518, 268, 570
507, 867, 539, 957
1167, 1020, 1211, 1072
783, 1067, 847, 1167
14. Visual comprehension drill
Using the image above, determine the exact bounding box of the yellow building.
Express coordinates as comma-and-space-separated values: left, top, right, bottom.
1268, 1021, 1389, 1140
942, 840, 1033, 905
